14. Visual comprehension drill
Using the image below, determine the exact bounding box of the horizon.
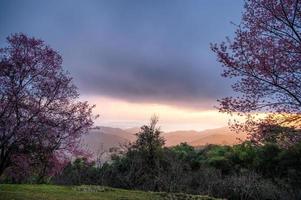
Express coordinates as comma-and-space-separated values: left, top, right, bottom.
94, 123, 230, 133
0, 0, 244, 131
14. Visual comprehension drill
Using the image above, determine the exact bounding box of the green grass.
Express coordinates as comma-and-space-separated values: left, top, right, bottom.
0, 184, 218, 200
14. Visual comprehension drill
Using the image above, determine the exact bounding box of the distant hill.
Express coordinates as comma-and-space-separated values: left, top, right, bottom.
162, 130, 201, 146
189, 133, 246, 147
81, 126, 247, 158
162, 127, 247, 147
81, 127, 136, 154
94, 127, 136, 141
124, 127, 141, 135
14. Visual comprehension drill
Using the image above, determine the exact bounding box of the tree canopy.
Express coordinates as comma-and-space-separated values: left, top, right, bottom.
0, 34, 96, 181
212, 0, 301, 144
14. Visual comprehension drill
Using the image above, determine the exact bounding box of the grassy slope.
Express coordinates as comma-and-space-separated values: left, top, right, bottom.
0, 184, 218, 200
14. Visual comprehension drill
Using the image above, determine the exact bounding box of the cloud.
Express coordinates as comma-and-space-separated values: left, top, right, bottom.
0, 0, 243, 110
75, 49, 229, 109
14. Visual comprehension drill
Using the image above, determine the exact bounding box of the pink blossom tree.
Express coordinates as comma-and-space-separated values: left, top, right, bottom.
0, 33, 97, 181
211, 0, 301, 145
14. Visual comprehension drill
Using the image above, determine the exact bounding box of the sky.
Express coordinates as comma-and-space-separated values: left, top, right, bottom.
0, 0, 244, 131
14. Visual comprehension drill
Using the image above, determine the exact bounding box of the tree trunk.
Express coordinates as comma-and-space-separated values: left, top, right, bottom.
0, 150, 10, 177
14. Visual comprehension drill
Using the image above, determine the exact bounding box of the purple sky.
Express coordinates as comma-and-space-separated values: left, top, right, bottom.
0, 0, 245, 130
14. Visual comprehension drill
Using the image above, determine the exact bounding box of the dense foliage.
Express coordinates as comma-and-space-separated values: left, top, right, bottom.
212, 0, 301, 144
51, 121, 301, 200
0, 34, 96, 182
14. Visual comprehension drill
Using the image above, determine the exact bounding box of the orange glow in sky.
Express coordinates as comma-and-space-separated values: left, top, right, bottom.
83, 95, 235, 131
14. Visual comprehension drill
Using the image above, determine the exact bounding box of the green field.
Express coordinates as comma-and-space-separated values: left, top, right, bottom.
0, 184, 218, 200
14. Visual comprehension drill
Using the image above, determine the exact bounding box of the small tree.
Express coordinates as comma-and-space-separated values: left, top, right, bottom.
211, 0, 301, 143
125, 115, 165, 191
132, 115, 165, 165
0, 33, 96, 180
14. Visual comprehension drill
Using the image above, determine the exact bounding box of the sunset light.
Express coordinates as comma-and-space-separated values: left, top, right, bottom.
1, 1, 301, 199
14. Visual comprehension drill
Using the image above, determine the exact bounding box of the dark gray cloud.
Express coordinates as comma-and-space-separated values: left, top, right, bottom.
0, 0, 243, 109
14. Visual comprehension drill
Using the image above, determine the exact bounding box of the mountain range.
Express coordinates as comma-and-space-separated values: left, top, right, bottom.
81, 126, 247, 157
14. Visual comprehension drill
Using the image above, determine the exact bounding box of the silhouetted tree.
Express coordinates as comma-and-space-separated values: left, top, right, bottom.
132, 115, 165, 165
